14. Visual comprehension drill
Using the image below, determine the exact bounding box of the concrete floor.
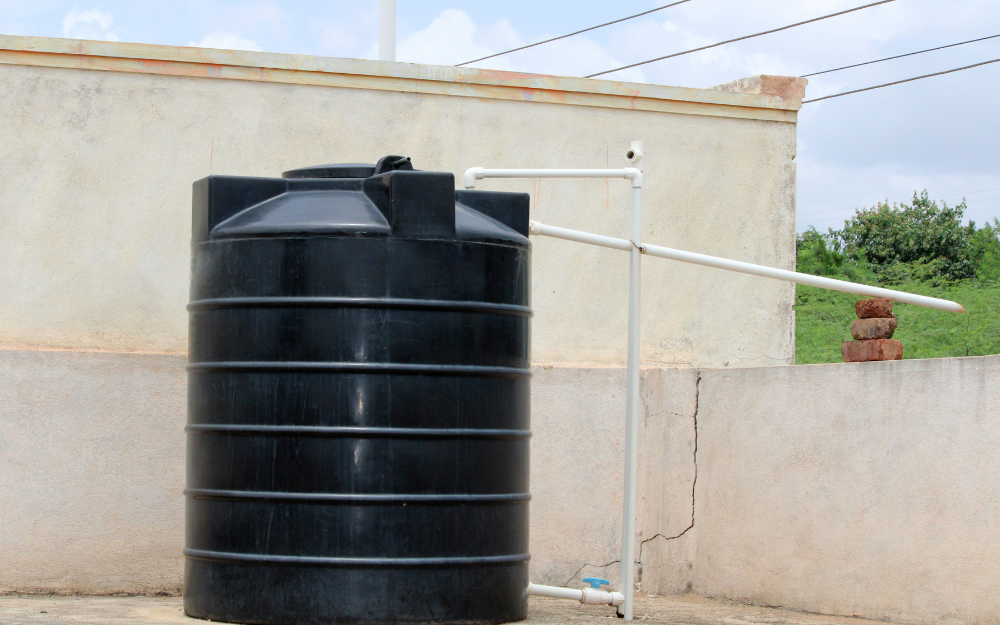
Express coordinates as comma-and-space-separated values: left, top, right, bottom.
0, 595, 896, 625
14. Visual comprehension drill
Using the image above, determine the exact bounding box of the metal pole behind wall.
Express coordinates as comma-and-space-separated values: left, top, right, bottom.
379, 0, 396, 61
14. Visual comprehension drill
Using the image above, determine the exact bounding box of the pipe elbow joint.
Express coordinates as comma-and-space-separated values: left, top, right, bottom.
463, 167, 485, 189
624, 168, 642, 188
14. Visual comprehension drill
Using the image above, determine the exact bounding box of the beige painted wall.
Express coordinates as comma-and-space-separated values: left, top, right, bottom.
0, 349, 697, 596
0, 349, 185, 594
6, 349, 998, 625
0, 37, 799, 368
694, 355, 1000, 625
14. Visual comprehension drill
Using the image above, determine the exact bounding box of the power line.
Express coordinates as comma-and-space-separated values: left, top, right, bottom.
584, 0, 896, 79
456, 0, 695, 67
802, 57, 1000, 103
939, 187, 1000, 198
802, 33, 1000, 77
801, 200, 1000, 225
798, 189, 1000, 217
799, 216, 861, 224
798, 206, 866, 217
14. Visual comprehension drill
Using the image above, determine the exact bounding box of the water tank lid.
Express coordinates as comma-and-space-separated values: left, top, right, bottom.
282, 163, 376, 179
282, 155, 415, 179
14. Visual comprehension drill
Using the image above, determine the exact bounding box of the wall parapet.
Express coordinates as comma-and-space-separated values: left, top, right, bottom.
0, 35, 801, 123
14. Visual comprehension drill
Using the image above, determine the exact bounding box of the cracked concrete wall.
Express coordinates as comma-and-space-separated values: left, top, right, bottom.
694, 355, 1000, 625
634, 368, 699, 596
529, 366, 699, 594
5, 349, 1000, 625
0, 60, 798, 368
0, 353, 701, 595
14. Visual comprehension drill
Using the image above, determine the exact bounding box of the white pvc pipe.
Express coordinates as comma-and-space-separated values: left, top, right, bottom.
463, 167, 642, 189
462, 160, 961, 622
530, 221, 632, 251
463, 163, 645, 619
527, 583, 625, 607
620, 185, 642, 621
378, 0, 396, 62
528, 584, 581, 601
529, 221, 966, 313
620, 143, 644, 620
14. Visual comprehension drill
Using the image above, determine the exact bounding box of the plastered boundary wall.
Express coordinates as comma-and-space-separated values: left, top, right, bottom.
693, 355, 1000, 625
3, 349, 998, 625
0, 35, 800, 368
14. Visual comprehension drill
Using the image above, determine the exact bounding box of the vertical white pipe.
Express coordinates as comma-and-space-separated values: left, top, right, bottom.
379, 0, 396, 62
619, 183, 642, 620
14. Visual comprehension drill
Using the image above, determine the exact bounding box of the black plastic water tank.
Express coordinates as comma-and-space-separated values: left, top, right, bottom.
185, 155, 531, 624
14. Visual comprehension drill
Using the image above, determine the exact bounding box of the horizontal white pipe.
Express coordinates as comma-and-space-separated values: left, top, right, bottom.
528, 584, 581, 601
527, 583, 625, 607
463, 167, 642, 189
529, 220, 966, 314
531, 220, 634, 252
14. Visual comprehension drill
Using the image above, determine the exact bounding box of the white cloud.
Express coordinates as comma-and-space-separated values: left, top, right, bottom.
234, 2, 288, 30
396, 9, 519, 69
315, 20, 361, 56
188, 33, 263, 52
62, 6, 118, 41
394, 8, 644, 82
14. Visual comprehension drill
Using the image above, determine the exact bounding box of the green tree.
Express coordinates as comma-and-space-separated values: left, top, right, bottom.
833, 191, 975, 282
967, 217, 1000, 283
795, 226, 872, 281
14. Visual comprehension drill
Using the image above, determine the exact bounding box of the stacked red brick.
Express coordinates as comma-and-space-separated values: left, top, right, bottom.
842, 298, 903, 362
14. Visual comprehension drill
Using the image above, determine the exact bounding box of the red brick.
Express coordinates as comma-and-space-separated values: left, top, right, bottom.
855, 298, 894, 318
850, 317, 898, 340
842, 339, 904, 362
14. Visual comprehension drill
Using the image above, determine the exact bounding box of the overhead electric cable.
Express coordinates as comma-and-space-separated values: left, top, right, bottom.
801, 197, 996, 224
798, 206, 870, 217
939, 187, 1000, 198
798, 188, 1000, 217
802, 57, 1000, 103
456, 0, 695, 67
803, 216, 866, 224
584, 0, 896, 78
803, 33, 1000, 77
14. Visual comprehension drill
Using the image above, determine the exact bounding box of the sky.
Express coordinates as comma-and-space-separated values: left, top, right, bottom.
3, 0, 999, 232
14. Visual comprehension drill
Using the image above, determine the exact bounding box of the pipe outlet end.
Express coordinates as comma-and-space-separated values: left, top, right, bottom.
626, 141, 644, 172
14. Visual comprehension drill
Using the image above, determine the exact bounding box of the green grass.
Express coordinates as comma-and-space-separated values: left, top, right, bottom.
795, 280, 1000, 364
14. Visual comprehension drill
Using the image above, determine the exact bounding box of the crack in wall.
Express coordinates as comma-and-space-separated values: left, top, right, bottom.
563, 371, 702, 588
562, 559, 621, 587
637, 370, 700, 565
